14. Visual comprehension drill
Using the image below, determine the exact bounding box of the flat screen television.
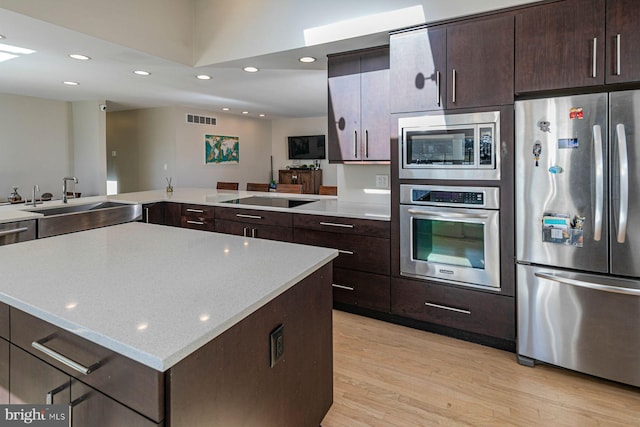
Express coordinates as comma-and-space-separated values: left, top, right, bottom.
287, 135, 326, 160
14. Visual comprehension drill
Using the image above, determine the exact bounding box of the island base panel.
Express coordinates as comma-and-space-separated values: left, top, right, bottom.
167, 262, 333, 427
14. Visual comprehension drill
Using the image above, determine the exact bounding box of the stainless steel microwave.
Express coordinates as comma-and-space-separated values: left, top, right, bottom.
398, 111, 500, 180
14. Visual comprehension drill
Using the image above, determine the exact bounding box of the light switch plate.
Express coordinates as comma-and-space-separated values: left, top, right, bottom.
270, 324, 284, 367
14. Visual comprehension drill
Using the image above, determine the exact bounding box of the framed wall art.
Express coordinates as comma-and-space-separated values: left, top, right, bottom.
205, 134, 239, 164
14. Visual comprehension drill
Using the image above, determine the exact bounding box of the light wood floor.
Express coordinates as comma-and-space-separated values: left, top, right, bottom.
322, 310, 640, 427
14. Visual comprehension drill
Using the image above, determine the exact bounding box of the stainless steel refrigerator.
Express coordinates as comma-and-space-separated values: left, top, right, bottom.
515, 91, 640, 388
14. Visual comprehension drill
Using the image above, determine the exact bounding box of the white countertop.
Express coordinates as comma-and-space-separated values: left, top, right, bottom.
0, 188, 390, 224
0, 222, 337, 371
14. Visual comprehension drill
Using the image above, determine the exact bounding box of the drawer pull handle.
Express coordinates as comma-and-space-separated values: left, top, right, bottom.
332, 284, 354, 291
187, 220, 204, 225
319, 221, 354, 229
237, 214, 263, 219
186, 208, 204, 213
424, 302, 471, 315
0, 227, 29, 237
337, 249, 354, 255
32, 337, 100, 375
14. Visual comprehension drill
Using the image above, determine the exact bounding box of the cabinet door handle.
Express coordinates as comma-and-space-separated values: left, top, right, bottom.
365, 130, 369, 158
451, 68, 457, 103
236, 213, 262, 220
144, 207, 149, 223
186, 220, 204, 225
338, 249, 355, 255
436, 70, 441, 107
425, 302, 471, 315
354, 130, 358, 158
69, 393, 89, 427
0, 226, 29, 237
616, 33, 621, 76
46, 382, 70, 404
332, 283, 355, 291
32, 337, 100, 375
319, 221, 354, 229
251, 228, 256, 238
186, 208, 204, 213
592, 37, 597, 78
243, 227, 248, 237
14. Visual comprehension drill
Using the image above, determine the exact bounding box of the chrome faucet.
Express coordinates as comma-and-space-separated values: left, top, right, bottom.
62, 177, 78, 203
30, 184, 39, 207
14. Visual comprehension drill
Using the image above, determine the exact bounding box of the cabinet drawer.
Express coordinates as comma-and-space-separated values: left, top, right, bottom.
0, 220, 36, 245
181, 204, 214, 219
333, 268, 390, 312
10, 309, 164, 423
391, 277, 515, 341
294, 214, 389, 238
215, 219, 293, 242
180, 216, 215, 231
294, 229, 389, 275
215, 207, 292, 227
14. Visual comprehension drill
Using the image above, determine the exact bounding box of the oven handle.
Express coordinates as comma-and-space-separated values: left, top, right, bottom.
407, 209, 489, 220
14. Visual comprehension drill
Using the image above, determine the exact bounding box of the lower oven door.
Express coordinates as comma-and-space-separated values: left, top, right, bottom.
400, 205, 500, 289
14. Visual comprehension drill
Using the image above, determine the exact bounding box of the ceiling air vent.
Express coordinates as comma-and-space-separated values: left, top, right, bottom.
186, 114, 216, 125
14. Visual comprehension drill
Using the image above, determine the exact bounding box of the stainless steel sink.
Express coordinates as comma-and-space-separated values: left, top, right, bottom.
24, 201, 142, 238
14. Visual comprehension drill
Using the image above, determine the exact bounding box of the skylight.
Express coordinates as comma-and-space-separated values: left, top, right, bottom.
0, 42, 36, 64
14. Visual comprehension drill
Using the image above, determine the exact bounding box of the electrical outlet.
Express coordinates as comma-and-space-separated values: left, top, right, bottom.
375, 174, 389, 188
111, 151, 117, 157
270, 324, 284, 367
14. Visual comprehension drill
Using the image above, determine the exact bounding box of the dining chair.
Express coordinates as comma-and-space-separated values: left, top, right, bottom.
275, 184, 304, 194
246, 183, 270, 192
318, 185, 337, 196
216, 181, 239, 190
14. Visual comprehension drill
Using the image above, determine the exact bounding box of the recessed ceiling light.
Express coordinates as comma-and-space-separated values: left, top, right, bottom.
222, 107, 230, 111
299, 56, 316, 63
0, 35, 5, 39
243, 66, 259, 73
242, 111, 249, 115
259, 114, 265, 117
69, 53, 91, 61
196, 74, 212, 80
63, 81, 79, 86
133, 70, 151, 76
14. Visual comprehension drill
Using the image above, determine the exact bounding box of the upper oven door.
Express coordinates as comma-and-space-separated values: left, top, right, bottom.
400, 204, 501, 289
398, 111, 500, 180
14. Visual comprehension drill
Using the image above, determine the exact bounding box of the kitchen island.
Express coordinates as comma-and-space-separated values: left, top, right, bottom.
0, 222, 338, 426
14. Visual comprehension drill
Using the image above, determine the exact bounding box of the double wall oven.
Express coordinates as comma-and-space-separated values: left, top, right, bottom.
397, 111, 502, 290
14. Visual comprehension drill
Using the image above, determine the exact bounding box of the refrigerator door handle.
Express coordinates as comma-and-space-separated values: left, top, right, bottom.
593, 124, 604, 241
616, 124, 629, 243
535, 272, 640, 297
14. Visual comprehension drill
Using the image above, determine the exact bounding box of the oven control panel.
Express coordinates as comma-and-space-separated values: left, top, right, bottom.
400, 185, 500, 209
413, 190, 484, 205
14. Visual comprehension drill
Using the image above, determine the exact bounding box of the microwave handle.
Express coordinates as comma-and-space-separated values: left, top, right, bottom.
407, 209, 488, 220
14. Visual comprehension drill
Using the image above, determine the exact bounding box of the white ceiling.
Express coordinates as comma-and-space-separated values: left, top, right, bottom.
0, 1, 540, 119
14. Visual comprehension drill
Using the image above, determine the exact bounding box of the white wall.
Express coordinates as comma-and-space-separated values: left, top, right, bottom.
0, 93, 72, 201
107, 107, 273, 192
72, 100, 107, 196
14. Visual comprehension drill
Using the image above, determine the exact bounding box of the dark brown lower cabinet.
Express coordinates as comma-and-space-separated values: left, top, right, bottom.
333, 268, 390, 312
0, 339, 9, 404
10, 345, 157, 426
391, 277, 515, 341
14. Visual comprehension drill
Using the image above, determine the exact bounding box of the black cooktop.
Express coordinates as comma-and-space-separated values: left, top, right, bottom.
223, 196, 314, 208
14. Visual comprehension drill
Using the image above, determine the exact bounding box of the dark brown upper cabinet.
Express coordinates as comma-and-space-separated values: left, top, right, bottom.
515, 0, 606, 92
328, 47, 390, 163
606, 0, 640, 84
390, 14, 514, 113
